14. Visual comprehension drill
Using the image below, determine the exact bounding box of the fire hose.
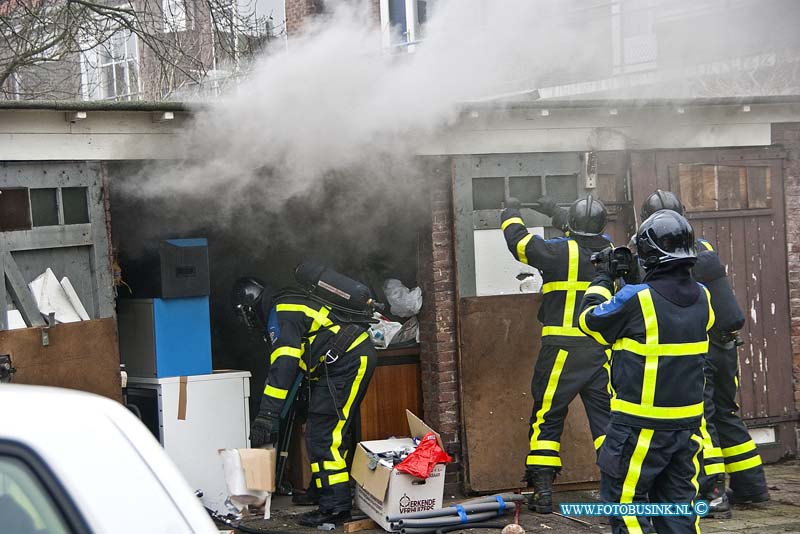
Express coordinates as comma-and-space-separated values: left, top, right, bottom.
387, 494, 524, 533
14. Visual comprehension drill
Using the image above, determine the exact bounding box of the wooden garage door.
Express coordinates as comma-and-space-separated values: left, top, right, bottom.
632, 148, 794, 423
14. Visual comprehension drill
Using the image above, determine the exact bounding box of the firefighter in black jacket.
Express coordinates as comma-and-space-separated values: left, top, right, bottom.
580, 210, 713, 534
640, 191, 770, 512
501, 195, 612, 513
232, 275, 377, 527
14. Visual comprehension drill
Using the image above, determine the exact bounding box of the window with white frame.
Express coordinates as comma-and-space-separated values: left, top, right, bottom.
81, 29, 140, 101
163, 0, 188, 32
380, 0, 433, 48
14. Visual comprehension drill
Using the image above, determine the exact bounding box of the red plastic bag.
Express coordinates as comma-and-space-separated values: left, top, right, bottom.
395, 432, 452, 479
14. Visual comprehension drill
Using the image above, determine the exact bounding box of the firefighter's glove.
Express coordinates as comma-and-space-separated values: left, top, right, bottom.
504, 196, 522, 210
534, 196, 559, 216
250, 415, 279, 448
591, 247, 614, 276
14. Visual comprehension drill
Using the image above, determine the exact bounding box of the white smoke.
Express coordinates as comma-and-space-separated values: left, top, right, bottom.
131, 0, 592, 210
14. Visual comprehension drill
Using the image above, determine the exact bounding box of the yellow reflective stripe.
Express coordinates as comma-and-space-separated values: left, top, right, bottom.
328, 472, 350, 485
541, 281, 591, 293
328, 356, 369, 470
501, 217, 525, 231
705, 447, 723, 459
310, 462, 320, 473
347, 331, 369, 352
526, 455, 562, 467
530, 349, 568, 446
579, 307, 610, 345
700, 240, 714, 251
638, 290, 659, 408
604, 349, 614, 396
620, 428, 654, 534
612, 338, 709, 357
315, 478, 322, 488
323, 459, 347, 471
690, 433, 704, 532
594, 435, 606, 450
270, 346, 304, 364
611, 398, 704, 419
725, 456, 762, 473
264, 384, 288, 399
530, 440, 561, 452
542, 326, 586, 337
704, 463, 726, 475
699, 417, 713, 451
275, 303, 335, 334
721, 440, 757, 458
561, 240, 580, 327
584, 285, 612, 301
703, 286, 715, 331
517, 234, 533, 265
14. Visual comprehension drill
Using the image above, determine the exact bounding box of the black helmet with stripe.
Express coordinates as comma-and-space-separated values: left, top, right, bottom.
636, 210, 697, 271
567, 194, 607, 236
641, 189, 684, 220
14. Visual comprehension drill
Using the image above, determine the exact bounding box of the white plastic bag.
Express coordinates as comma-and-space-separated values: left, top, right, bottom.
219, 449, 271, 519
369, 313, 403, 349
382, 279, 423, 318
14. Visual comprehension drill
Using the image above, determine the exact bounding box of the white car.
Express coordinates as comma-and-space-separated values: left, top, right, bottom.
0, 384, 219, 533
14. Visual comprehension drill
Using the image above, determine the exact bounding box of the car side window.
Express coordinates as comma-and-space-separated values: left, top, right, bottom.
0, 456, 72, 534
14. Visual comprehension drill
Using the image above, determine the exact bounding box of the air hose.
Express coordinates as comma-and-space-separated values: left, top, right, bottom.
436, 522, 507, 534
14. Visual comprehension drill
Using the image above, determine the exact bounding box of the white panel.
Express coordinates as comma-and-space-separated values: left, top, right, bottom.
156, 373, 251, 513
474, 227, 543, 297
749, 426, 776, 445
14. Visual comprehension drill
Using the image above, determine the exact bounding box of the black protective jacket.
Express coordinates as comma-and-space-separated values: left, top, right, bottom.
260, 294, 371, 418
501, 207, 612, 346
579, 263, 715, 429
693, 238, 746, 348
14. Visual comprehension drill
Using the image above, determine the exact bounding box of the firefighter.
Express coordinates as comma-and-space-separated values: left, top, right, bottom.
579, 209, 713, 533
232, 275, 377, 527
640, 191, 770, 512
501, 195, 612, 513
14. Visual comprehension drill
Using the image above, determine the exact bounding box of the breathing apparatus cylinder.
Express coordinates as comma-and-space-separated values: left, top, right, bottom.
294, 262, 377, 314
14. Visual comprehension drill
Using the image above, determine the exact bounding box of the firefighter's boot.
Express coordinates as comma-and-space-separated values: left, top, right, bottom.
702, 474, 732, 519
527, 468, 556, 514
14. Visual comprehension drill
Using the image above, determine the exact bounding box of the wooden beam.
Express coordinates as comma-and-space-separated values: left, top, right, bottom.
343, 518, 378, 533
3, 251, 45, 327
3, 224, 93, 252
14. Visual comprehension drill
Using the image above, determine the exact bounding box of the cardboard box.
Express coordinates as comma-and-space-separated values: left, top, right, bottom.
219, 448, 276, 518
351, 411, 447, 531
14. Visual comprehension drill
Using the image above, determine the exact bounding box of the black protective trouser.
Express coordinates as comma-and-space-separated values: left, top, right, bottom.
526, 343, 611, 472
599, 423, 703, 534
306, 349, 376, 513
699, 343, 767, 498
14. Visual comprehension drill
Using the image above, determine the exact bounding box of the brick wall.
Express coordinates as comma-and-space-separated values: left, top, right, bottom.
772, 123, 800, 412
417, 158, 462, 493
285, 0, 316, 36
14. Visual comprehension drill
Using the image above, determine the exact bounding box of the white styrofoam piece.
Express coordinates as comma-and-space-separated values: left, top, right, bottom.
474, 227, 544, 296
7, 310, 27, 330
60, 276, 91, 321
28, 268, 82, 324
128, 372, 252, 514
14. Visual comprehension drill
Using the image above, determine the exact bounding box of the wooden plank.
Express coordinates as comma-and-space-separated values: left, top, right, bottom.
3, 225, 93, 251
3, 251, 46, 327
359, 363, 422, 441
0, 318, 121, 400
459, 294, 599, 492
0, 236, 6, 331
344, 518, 379, 533
741, 216, 768, 418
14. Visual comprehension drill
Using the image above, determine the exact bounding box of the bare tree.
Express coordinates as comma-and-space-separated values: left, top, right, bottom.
0, 0, 281, 100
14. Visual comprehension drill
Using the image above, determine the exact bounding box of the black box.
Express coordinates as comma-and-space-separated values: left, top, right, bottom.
158, 238, 210, 298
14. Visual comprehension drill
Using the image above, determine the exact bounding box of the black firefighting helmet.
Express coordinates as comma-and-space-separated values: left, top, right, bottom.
567, 195, 607, 236
636, 210, 697, 271
641, 189, 684, 220
231, 277, 274, 332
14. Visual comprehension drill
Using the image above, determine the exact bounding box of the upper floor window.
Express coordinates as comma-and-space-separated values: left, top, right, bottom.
381, 0, 433, 49
81, 29, 140, 101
